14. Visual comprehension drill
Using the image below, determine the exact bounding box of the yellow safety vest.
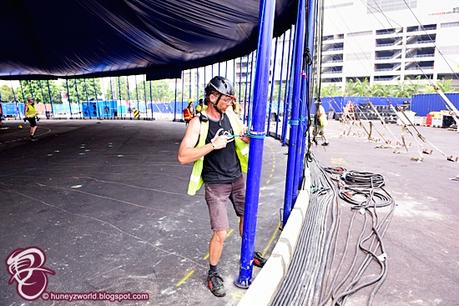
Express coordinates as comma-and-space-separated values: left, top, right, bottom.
25, 104, 38, 118
187, 109, 249, 196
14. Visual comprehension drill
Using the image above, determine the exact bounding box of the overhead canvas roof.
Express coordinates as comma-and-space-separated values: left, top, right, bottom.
0, 0, 297, 80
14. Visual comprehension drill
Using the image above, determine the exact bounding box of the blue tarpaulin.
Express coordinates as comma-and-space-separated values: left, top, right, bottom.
0, 0, 296, 80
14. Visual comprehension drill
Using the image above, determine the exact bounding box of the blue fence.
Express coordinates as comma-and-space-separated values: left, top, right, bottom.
319, 96, 408, 113
1, 102, 25, 117
410, 93, 459, 116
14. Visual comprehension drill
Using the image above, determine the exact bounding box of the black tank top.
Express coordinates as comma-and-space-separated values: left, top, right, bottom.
202, 114, 241, 184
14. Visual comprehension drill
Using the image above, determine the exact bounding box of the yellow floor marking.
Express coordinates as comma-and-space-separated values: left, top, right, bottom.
262, 223, 280, 256
176, 269, 195, 287
266, 179, 271, 185
202, 228, 234, 260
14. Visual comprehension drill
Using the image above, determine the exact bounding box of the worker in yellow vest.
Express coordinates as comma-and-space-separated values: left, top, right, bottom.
24, 97, 39, 140
177, 76, 265, 298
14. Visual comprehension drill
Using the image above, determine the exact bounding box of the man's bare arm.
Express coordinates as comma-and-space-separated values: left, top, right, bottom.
177, 117, 228, 164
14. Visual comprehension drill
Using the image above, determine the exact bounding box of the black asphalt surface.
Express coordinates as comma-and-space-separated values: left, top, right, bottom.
0, 119, 287, 306
313, 120, 459, 305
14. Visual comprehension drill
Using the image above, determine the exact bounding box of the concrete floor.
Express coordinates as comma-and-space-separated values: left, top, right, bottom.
0, 119, 287, 306
313, 120, 459, 306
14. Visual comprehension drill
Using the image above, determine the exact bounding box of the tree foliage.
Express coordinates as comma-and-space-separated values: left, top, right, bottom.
321, 79, 457, 97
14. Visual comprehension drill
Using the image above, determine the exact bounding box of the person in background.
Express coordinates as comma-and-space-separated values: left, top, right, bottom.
183, 100, 195, 124
313, 99, 329, 146
196, 98, 207, 114
24, 97, 39, 140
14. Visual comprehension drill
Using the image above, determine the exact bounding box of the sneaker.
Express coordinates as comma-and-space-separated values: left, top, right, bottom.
321, 142, 329, 146
207, 271, 225, 297
253, 252, 267, 268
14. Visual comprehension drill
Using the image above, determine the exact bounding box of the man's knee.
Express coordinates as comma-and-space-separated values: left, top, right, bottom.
212, 230, 227, 244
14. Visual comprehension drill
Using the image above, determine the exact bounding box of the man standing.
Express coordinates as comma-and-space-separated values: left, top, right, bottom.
24, 97, 39, 140
313, 99, 329, 146
195, 98, 207, 114
178, 76, 265, 297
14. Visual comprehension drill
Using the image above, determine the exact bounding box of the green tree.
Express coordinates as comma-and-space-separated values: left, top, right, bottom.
19, 80, 61, 103
66, 79, 102, 102
321, 84, 342, 97
0, 85, 14, 101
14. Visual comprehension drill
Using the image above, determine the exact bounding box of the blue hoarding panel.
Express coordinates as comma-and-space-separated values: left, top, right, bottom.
411, 93, 459, 116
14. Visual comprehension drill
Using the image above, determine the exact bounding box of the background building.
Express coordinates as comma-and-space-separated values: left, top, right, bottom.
321, 0, 459, 88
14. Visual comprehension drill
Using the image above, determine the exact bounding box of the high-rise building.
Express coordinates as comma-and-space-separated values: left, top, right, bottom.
321, 0, 459, 87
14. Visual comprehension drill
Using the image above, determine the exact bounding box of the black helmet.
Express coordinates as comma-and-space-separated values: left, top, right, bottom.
205, 76, 234, 96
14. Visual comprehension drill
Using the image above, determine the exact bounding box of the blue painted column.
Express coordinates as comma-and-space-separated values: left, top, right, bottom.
126, 76, 132, 120
236, 0, 276, 288
143, 79, 148, 119
181, 72, 184, 120
243, 54, 250, 124
47, 80, 55, 118
238, 58, 242, 102
65, 80, 73, 119
117, 77, 122, 119
196, 68, 199, 102
275, 33, 287, 138
174, 78, 178, 121
93, 79, 99, 118
11, 82, 21, 119
75, 80, 82, 119
293, 72, 307, 199
266, 36, 279, 134
149, 80, 154, 120
283, 0, 306, 226
247, 51, 255, 125
189, 70, 192, 101
296, 0, 317, 189
281, 27, 294, 145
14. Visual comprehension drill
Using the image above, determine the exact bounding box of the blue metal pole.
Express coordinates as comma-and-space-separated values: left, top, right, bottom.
109, 77, 114, 100
283, 0, 306, 226
233, 59, 236, 85
135, 75, 140, 116
243, 54, 250, 124
93, 79, 99, 119
74, 80, 82, 119
117, 77, 122, 119
47, 80, 54, 118
275, 33, 287, 138
238, 58, 242, 103
189, 70, 192, 101
281, 26, 294, 145
181, 72, 184, 120
247, 51, 255, 125
143, 79, 148, 119
266, 36, 279, 135
296, 0, 317, 189
11, 82, 21, 119
18, 81, 25, 119
236, 0, 276, 288
83, 79, 91, 119
65, 80, 73, 119
293, 72, 307, 199
149, 80, 154, 120
174, 78, 177, 121
126, 76, 132, 120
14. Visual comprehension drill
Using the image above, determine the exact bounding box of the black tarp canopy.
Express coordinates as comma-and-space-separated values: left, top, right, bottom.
0, 0, 297, 80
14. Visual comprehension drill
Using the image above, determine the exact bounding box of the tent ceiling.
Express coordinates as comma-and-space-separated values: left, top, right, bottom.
0, 0, 296, 80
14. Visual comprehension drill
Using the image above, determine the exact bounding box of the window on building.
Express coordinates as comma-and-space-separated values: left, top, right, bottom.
441, 21, 459, 28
